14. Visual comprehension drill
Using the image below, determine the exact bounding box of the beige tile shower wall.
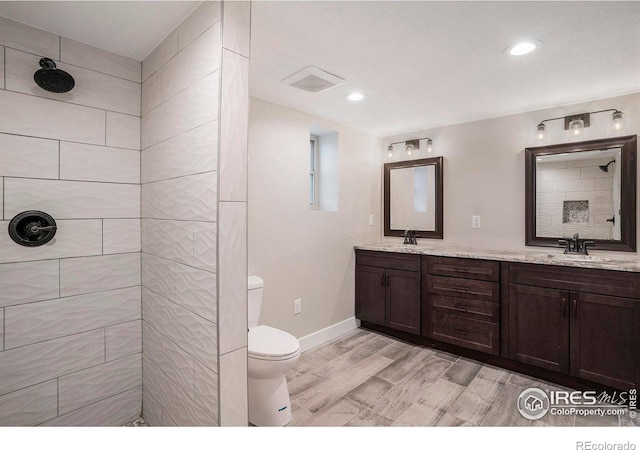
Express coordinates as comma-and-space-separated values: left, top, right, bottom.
141, 1, 222, 427
0, 17, 142, 426
536, 158, 615, 239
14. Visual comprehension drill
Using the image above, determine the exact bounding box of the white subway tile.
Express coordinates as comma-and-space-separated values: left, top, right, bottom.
0, 133, 58, 179
0, 16, 59, 57
141, 253, 176, 301
58, 354, 141, 415
0, 380, 57, 426
5, 178, 140, 219
142, 287, 217, 371
60, 37, 141, 83
143, 355, 216, 426
195, 359, 219, 422
143, 322, 195, 397
103, 219, 141, 254
596, 177, 614, 191
141, 120, 218, 183
0, 260, 59, 308
591, 202, 614, 215
0, 329, 104, 396
141, 71, 219, 149
106, 320, 141, 362
0, 90, 105, 145
41, 387, 141, 427
193, 221, 217, 273
552, 179, 595, 192
141, 69, 162, 115
178, 1, 221, 51
175, 263, 217, 323
162, 23, 221, 102
0, 219, 102, 264
219, 346, 248, 426
142, 219, 193, 264
142, 172, 217, 221
0, 46, 4, 89
218, 202, 247, 355
222, 1, 251, 57
537, 168, 581, 182
581, 166, 613, 180
219, 50, 249, 201
60, 142, 139, 184
6, 49, 140, 116
4, 286, 141, 349
565, 191, 612, 202
106, 112, 140, 150
142, 29, 177, 82
60, 253, 141, 297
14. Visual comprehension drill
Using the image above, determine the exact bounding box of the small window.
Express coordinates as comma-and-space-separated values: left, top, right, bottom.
309, 135, 319, 206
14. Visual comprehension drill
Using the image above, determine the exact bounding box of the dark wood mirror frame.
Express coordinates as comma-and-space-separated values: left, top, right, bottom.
384, 156, 443, 239
525, 135, 637, 252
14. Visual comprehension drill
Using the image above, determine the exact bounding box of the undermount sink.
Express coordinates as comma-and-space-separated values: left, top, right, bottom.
544, 254, 613, 263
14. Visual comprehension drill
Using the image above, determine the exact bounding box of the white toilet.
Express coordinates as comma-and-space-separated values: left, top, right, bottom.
248, 276, 301, 426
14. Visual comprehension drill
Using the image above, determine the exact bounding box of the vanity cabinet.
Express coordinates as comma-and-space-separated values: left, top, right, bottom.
355, 250, 421, 335
423, 256, 500, 355
509, 263, 640, 390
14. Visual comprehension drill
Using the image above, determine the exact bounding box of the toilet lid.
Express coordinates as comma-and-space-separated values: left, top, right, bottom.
249, 325, 300, 358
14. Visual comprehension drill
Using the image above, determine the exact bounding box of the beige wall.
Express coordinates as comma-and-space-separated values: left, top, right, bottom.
248, 98, 381, 339
383, 92, 640, 251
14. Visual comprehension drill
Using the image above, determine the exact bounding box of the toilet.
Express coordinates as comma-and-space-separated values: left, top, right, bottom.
248, 276, 301, 426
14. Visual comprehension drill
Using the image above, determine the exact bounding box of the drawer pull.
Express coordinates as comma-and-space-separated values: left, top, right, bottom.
440, 287, 469, 294
452, 304, 469, 312
452, 328, 470, 336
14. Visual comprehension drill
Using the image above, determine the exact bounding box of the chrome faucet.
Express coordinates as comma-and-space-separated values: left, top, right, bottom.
403, 230, 417, 245
558, 233, 595, 255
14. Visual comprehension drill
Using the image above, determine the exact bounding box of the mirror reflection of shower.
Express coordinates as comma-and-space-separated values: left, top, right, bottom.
599, 159, 616, 173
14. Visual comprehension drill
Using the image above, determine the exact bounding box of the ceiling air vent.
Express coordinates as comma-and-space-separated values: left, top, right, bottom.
283, 66, 345, 93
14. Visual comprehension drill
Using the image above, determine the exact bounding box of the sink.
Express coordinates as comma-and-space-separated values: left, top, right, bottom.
544, 254, 614, 263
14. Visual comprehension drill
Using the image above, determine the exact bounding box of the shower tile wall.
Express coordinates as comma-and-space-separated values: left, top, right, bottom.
141, 1, 222, 426
0, 16, 142, 426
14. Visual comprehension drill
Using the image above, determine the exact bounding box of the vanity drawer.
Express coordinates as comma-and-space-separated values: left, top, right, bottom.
426, 275, 499, 303
427, 294, 499, 323
356, 250, 420, 272
425, 311, 499, 355
425, 256, 500, 282
509, 263, 640, 298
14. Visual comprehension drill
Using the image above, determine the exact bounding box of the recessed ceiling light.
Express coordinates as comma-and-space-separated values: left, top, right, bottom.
507, 41, 539, 56
346, 92, 366, 102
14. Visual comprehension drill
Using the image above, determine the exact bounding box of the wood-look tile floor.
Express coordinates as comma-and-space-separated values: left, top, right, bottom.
287, 328, 637, 427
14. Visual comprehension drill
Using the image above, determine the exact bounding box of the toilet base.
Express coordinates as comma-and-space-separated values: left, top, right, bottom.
248, 374, 292, 426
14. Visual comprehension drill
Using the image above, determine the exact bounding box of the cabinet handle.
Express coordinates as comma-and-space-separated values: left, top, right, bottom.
452, 328, 470, 336
573, 298, 578, 319
452, 304, 469, 312
441, 287, 469, 294
562, 298, 566, 317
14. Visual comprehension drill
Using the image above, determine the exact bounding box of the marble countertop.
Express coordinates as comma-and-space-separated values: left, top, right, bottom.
354, 243, 640, 272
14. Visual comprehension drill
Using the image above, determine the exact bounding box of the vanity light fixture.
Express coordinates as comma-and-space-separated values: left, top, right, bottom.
386, 137, 434, 158
535, 109, 625, 143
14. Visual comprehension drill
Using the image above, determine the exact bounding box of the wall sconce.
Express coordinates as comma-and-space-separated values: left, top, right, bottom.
535, 109, 624, 143
386, 137, 434, 158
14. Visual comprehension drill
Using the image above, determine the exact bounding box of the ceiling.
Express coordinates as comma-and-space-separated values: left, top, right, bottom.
0, 1, 638, 137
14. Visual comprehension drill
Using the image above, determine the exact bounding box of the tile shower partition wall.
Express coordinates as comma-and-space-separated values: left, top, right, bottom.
0, 16, 142, 426
141, 1, 251, 426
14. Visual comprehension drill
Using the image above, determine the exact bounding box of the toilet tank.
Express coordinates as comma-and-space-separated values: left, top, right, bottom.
248, 276, 264, 328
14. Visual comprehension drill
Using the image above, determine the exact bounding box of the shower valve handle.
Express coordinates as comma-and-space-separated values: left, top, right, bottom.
29, 225, 57, 234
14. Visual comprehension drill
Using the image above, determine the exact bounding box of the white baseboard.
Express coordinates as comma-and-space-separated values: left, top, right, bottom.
298, 317, 360, 353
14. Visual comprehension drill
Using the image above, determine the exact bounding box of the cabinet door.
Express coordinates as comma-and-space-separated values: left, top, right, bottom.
570, 292, 639, 390
355, 265, 386, 326
509, 284, 569, 373
386, 268, 421, 335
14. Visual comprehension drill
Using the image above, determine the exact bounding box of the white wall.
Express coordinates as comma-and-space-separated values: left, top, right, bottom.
382, 92, 640, 251
248, 98, 381, 339
0, 16, 142, 426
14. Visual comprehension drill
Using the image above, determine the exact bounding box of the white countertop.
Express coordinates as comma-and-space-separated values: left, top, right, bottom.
354, 243, 640, 272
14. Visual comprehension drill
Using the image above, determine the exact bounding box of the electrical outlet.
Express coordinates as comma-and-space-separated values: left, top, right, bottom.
369, 214, 374, 226
294, 299, 302, 315
472, 215, 481, 229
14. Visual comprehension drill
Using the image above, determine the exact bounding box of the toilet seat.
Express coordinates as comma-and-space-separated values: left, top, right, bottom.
249, 325, 300, 361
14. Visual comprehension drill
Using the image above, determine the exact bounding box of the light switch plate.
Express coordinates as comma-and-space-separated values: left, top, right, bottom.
472, 216, 481, 229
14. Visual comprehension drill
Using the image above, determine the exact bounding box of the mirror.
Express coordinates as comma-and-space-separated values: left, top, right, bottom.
525, 135, 637, 251
384, 156, 443, 239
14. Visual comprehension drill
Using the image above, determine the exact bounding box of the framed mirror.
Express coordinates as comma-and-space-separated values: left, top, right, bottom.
384, 156, 443, 239
525, 135, 637, 252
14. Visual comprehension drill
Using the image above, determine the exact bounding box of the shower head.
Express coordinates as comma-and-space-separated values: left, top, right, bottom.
599, 160, 616, 173
33, 58, 75, 93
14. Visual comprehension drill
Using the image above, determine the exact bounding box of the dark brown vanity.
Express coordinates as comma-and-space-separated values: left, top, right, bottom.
355, 248, 640, 391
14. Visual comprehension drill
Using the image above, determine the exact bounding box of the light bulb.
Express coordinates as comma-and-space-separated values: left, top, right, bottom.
611, 111, 625, 132
387, 145, 393, 159
406, 143, 414, 156
508, 41, 537, 56
426, 139, 433, 153
536, 123, 546, 142
568, 119, 584, 140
